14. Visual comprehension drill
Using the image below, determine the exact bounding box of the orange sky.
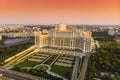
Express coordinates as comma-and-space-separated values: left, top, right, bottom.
0, 0, 120, 24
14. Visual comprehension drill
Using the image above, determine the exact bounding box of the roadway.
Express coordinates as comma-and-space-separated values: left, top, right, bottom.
4, 46, 36, 67
78, 54, 90, 80
0, 70, 31, 80
71, 56, 80, 80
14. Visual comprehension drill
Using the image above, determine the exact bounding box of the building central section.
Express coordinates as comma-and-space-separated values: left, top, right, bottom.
34, 24, 95, 53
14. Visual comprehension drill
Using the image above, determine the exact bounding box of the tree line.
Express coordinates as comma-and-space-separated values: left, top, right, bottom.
0, 40, 34, 66
86, 41, 120, 80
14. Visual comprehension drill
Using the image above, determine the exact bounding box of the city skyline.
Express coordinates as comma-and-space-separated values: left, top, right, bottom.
0, 0, 120, 24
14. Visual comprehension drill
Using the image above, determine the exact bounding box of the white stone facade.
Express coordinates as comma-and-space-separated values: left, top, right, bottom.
34, 24, 95, 53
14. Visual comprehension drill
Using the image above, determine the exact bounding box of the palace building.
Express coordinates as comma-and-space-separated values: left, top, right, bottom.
34, 24, 95, 53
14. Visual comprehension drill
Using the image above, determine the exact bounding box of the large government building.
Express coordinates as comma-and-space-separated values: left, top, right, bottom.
34, 24, 95, 53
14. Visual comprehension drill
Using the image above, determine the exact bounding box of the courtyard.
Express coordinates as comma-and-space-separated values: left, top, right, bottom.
12, 49, 83, 80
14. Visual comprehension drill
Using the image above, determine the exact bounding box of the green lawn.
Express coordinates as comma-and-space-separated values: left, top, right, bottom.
17, 60, 40, 67
51, 65, 73, 79
44, 55, 58, 65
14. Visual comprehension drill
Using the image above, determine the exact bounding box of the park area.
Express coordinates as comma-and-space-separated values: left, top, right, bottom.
12, 51, 82, 80
16, 60, 40, 67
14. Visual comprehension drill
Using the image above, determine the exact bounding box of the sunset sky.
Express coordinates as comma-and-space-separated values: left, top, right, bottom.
0, 0, 120, 24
